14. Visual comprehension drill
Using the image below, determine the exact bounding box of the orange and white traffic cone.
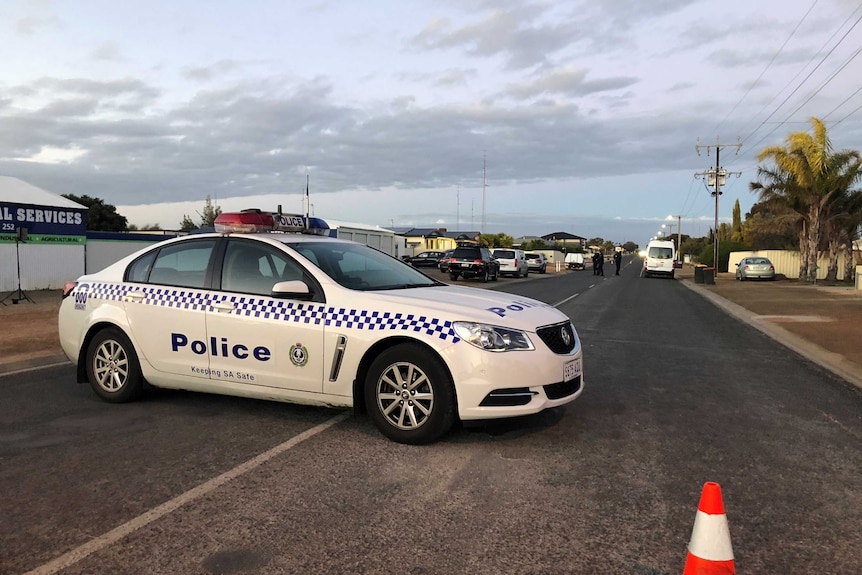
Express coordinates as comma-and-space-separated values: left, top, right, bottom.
683, 482, 735, 575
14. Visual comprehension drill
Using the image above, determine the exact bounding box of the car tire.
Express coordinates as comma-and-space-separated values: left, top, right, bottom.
540, 266, 546, 274
364, 344, 456, 445
481, 269, 489, 283
85, 327, 144, 403
449, 272, 459, 281
491, 269, 498, 281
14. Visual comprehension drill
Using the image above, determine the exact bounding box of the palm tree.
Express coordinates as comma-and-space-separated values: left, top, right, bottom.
749, 165, 809, 279
819, 151, 862, 281
755, 117, 846, 282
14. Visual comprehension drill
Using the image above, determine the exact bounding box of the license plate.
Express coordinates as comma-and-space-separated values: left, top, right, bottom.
564, 358, 582, 382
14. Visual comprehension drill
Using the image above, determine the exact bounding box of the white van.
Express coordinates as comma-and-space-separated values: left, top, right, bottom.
493, 248, 529, 278
643, 240, 676, 278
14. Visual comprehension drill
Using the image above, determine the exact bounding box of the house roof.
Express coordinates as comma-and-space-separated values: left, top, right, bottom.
0, 176, 86, 209
541, 231, 586, 241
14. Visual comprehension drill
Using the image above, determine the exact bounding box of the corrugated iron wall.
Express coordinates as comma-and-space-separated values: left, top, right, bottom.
728, 250, 851, 280
0, 243, 84, 291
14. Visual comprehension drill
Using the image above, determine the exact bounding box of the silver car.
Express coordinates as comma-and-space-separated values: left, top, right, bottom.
735, 257, 775, 281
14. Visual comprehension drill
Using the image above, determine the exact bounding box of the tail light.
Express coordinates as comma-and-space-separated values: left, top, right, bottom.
62, 282, 78, 299
474, 259, 484, 265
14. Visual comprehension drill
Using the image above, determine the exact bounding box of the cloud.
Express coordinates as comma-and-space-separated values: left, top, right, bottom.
90, 42, 121, 61
15, 16, 61, 35
504, 65, 638, 100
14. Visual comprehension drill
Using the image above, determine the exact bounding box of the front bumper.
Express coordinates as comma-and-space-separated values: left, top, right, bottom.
443, 343, 585, 420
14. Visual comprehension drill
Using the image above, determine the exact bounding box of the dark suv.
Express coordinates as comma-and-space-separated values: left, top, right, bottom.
446, 246, 499, 282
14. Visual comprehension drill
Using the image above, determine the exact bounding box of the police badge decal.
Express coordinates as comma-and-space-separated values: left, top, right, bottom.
289, 343, 309, 367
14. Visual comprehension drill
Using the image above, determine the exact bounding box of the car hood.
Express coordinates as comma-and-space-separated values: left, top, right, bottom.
364, 285, 567, 331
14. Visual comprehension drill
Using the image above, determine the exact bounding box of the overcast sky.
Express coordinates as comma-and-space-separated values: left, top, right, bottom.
2, 0, 861, 245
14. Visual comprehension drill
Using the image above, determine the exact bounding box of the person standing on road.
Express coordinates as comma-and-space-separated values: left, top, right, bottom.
596, 252, 605, 276
591, 252, 600, 275
614, 251, 622, 275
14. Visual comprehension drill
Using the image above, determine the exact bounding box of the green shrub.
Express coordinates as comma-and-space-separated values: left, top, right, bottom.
698, 241, 748, 272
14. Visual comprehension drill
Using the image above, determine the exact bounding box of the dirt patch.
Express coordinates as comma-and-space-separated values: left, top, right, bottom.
0, 291, 63, 365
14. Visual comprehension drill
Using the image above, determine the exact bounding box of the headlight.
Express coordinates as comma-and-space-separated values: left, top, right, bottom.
453, 322, 534, 352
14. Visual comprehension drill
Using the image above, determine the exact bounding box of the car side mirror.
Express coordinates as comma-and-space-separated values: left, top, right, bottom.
272, 280, 313, 300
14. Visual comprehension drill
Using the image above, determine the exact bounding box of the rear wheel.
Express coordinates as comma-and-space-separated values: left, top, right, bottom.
449, 272, 459, 281
85, 327, 144, 403
365, 344, 456, 444
481, 268, 489, 283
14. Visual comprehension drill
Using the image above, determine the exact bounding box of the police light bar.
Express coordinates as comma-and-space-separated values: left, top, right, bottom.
214, 209, 330, 235
214, 210, 275, 233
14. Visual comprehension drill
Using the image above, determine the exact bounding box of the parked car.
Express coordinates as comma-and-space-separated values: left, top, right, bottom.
447, 245, 499, 282
525, 253, 548, 274
437, 249, 455, 272
735, 256, 775, 281
407, 250, 447, 267
643, 240, 676, 278
493, 248, 529, 278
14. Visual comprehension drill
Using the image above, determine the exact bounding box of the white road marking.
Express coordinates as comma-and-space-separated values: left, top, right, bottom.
553, 293, 580, 307
0, 361, 70, 378
24, 411, 351, 575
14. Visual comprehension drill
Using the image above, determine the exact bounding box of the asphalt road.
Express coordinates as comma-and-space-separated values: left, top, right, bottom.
2, 258, 861, 575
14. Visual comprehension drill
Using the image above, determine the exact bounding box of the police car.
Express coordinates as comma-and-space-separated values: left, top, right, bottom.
58, 210, 584, 444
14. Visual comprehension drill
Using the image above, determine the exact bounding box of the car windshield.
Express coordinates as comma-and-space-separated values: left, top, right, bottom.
285, 241, 442, 291
526, 253, 539, 258
750, 258, 770, 264
495, 250, 515, 258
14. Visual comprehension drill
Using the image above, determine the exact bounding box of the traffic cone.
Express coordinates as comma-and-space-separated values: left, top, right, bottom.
683, 482, 735, 575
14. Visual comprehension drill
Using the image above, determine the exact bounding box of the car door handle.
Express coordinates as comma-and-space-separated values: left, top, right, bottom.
213, 301, 236, 313
124, 291, 145, 302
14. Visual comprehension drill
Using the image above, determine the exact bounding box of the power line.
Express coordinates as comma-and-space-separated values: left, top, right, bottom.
737, 5, 862, 146
711, 0, 819, 136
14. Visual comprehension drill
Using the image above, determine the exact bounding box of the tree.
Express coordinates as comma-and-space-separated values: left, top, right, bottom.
752, 117, 861, 282
479, 233, 514, 248
179, 214, 197, 230
128, 223, 162, 231
622, 241, 638, 253
197, 195, 222, 229
521, 239, 549, 251
731, 199, 744, 242
60, 194, 127, 231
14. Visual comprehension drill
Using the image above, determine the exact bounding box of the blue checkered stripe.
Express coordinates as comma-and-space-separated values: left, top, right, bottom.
87, 283, 211, 310
83, 282, 127, 302
220, 296, 326, 325
86, 283, 460, 343
325, 308, 460, 342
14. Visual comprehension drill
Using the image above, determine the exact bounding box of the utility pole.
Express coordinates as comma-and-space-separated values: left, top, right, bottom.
481, 154, 487, 234
695, 138, 742, 271
676, 214, 682, 264
456, 184, 460, 230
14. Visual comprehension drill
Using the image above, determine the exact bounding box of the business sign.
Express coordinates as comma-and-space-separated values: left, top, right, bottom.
0, 201, 87, 244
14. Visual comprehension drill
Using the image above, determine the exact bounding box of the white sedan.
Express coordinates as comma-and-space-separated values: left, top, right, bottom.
59, 212, 584, 444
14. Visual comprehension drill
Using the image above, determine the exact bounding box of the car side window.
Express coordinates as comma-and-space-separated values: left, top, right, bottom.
127, 251, 157, 283
222, 240, 304, 296
148, 240, 216, 288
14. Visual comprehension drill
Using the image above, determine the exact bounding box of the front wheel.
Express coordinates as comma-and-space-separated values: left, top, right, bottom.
85, 327, 144, 403
365, 344, 456, 444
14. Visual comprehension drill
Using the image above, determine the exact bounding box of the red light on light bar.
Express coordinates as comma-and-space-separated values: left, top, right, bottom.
214, 210, 275, 233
